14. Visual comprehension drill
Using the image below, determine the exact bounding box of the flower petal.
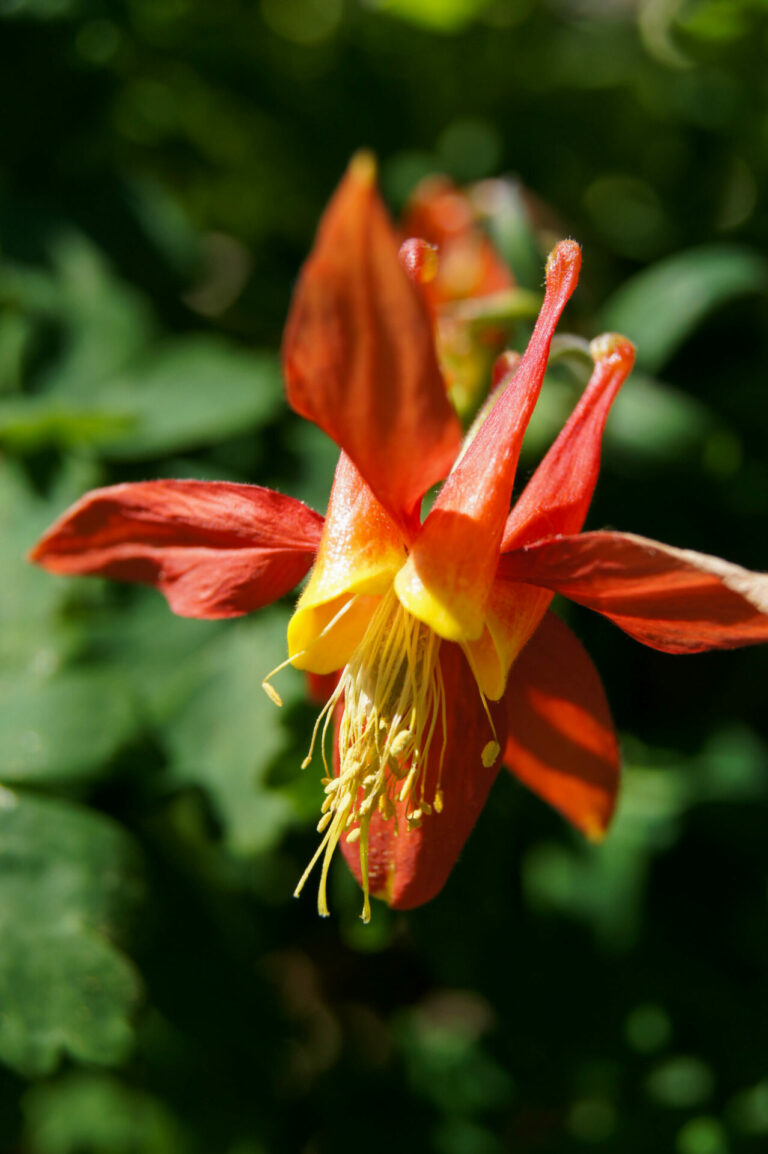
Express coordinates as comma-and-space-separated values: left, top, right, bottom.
282, 155, 462, 530
287, 451, 407, 673
338, 642, 507, 910
502, 333, 635, 550
500, 531, 768, 652
395, 241, 581, 642
30, 480, 323, 619
400, 175, 514, 310
465, 579, 553, 701
502, 611, 620, 839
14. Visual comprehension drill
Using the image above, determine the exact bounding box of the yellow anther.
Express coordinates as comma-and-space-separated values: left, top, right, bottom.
262, 680, 283, 707
295, 587, 447, 922
316, 812, 333, 832
387, 756, 409, 780
378, 793, 395, 820
388, 730, 413, 759
481, 740, 500, 768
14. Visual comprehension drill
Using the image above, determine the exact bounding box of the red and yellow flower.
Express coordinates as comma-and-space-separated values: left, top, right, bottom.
31, 156, 768, 921
399, 173, 526, 416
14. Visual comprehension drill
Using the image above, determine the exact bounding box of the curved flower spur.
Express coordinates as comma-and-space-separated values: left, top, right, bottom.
31, 156, 768, 921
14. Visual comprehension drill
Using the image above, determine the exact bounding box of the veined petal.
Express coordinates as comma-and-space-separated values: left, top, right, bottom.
500, 531, 768, 652
502, 334, 635, 551
395, 241, 581, 642
465, 579, 553, 701
338, 642, 507, 911
288, 452, 407, 673
282, 155, 462, 531
30, 480, 323, 619
502, 611, 620, 840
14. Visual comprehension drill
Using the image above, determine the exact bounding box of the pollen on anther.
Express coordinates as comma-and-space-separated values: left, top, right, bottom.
481, 740, 500, 768
262, 681, 283, 707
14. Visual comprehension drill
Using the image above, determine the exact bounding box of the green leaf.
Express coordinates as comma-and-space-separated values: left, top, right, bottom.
0, 455, 102, 658
161, 609, 300, 855
0, 792, 144, 1077
598, 246, 767, 373
1, 232, 155, 398
98, 338, 283, 459
604, 371, 716, 463
0, 396, 133, 452
23, 1072, 191, 1154
0, 666, 138, 786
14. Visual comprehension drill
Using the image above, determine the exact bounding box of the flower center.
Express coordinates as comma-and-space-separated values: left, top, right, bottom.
295, 587, 448, 922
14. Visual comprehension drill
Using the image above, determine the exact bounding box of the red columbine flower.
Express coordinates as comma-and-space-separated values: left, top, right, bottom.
400, 174, 514, 312
400, 174, 521, 416
31, 156, 768, 921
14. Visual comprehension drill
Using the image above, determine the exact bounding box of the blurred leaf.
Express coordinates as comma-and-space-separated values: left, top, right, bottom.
0, 791, 143, 1077
0, 455, 102, 661
605, 372, 716, 464
373, 0, 496, 31
522, 764, 689, 950
99, 338, 282, 459
0, 396, 133, 451
482, 179, 552, 290
280, 417, 339, 511
161, 608, 300, 855
1, 233, 155, 397
646, 1056, 715, 1109
675, 1115, 729, 1154
0, 311, 33, 393
598, 246, 767, 373
23, 1072, 190, 1154
0, 665, 138, 786
397, 994, 512, 1116
89, 592, 223, 727
0, 447, 144, 802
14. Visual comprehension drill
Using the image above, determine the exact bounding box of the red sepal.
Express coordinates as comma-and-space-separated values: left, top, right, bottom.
502, 611, 620, 839
502, 334, 635, 550
500, 531, 768, 652
282, 156, 461, 532
338, 643, 507, 910
30, 480, 323, 619
395, 241, 581, 641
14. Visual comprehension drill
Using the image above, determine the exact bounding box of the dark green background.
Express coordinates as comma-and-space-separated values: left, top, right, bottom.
1, 0, 768, 1151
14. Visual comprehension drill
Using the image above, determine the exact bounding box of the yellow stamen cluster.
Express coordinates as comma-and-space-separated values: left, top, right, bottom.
295, 588, 448, 922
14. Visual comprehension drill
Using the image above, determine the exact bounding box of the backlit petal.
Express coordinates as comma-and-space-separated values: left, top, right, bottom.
465, 579, 553, 701
287, 452, 407, 673
502, 611, 620, 839
500, 531, 768, 652
30, 480, 323, 619
502, 333, 635, 550
395, 241, 581, 642
282, 155, 461, 530
338, 642, 507, 911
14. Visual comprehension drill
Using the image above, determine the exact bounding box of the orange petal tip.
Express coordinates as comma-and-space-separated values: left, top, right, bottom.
545, 239, 582, 287
589, 332, 636, 368
349, 149, 377, 187
491, 349, 521, 388
399, 237, 439, 285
